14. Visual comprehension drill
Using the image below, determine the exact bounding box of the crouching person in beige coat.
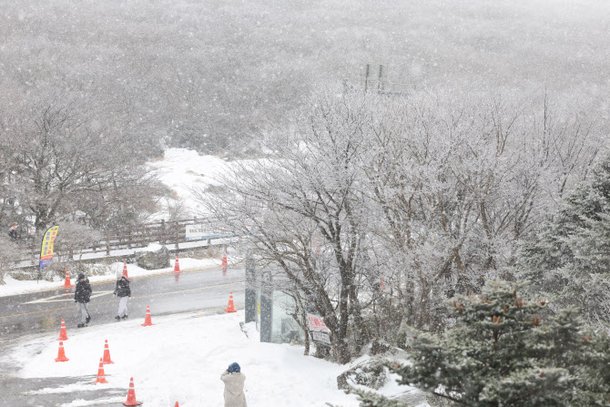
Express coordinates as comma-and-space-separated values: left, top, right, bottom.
221, 362, 247, 407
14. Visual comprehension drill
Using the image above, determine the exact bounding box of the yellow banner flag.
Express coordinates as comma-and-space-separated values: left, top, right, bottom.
40, 225, 59, 261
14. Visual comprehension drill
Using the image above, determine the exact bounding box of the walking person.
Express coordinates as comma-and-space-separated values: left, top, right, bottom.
221, 362, 247, 407
74, 272, 92, 328
113, 275, 131, 320
8, 223, 19, 240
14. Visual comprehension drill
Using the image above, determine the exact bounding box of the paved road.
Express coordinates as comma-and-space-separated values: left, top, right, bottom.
0, 267, 245, 406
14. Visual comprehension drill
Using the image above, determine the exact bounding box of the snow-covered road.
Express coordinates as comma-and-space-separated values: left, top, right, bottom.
0, 266, 250, 406
0, 266, 244, 343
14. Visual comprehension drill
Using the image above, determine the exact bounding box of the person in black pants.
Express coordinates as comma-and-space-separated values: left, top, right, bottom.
113, 275, 131, 320
74, 273, 92, 328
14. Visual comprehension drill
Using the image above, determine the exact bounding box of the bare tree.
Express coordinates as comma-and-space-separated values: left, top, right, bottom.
0, 102, 168, 234
361, 94, 602, 331
202, 90, 604, 360
204, 93, 375, 363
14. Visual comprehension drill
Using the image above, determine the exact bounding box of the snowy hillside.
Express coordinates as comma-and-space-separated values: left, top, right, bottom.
148, 148, 226, 216
148, 148, 247, 218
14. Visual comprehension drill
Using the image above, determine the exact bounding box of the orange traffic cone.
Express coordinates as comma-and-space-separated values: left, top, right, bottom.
173, 255, 181, 282
58, 319, 68, 341
142, 305, 153, 326
94, 358, 108, 384
55, 341, 69, 362
174, 403, 180, 407
221, 255, 228, 274
225, 292, 237, 313
123, 377, 143, 406
174, 255, 181, 274
102, 339, 114, 364
63, 270, 72, 290
122, 261, 129, 279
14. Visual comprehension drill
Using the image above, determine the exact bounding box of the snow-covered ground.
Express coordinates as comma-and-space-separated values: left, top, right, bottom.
0, 256, 221, 298
148, 148, 244, 217
2, 310, 360, 407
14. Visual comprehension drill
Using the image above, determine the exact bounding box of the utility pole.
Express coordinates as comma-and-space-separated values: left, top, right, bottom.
363, 64, 386, 94
377, 65, 384, 94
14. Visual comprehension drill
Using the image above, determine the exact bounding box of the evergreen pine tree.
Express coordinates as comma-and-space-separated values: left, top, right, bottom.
519, 155, 610, 325
354, 389, 408, 407
391, 282, 610, 407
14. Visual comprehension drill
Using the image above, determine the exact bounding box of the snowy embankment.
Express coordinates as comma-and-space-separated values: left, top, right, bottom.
0, 256, 220, 298
2, 311, 359, 407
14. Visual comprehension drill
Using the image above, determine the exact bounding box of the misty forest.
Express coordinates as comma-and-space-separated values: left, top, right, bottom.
0, 1, 609, 406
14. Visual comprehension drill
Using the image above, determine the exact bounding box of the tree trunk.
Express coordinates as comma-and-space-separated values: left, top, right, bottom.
335, 282, 351, 363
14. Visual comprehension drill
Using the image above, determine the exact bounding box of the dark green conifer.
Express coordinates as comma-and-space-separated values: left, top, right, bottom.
378, 282, 610, 406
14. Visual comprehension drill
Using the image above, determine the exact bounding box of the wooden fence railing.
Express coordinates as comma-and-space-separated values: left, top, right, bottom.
11, 217, 232, 268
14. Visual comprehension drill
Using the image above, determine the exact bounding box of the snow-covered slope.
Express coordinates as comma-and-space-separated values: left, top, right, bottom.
147, 148, 236, 217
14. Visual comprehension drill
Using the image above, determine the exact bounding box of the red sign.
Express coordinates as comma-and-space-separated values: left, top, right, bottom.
307, 314, 330, 333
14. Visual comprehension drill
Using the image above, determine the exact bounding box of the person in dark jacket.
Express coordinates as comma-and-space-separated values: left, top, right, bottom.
8, 223, 19, 240
113, 275, 131, 320
74, 272, 92, 328
221, 362, 247, 407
